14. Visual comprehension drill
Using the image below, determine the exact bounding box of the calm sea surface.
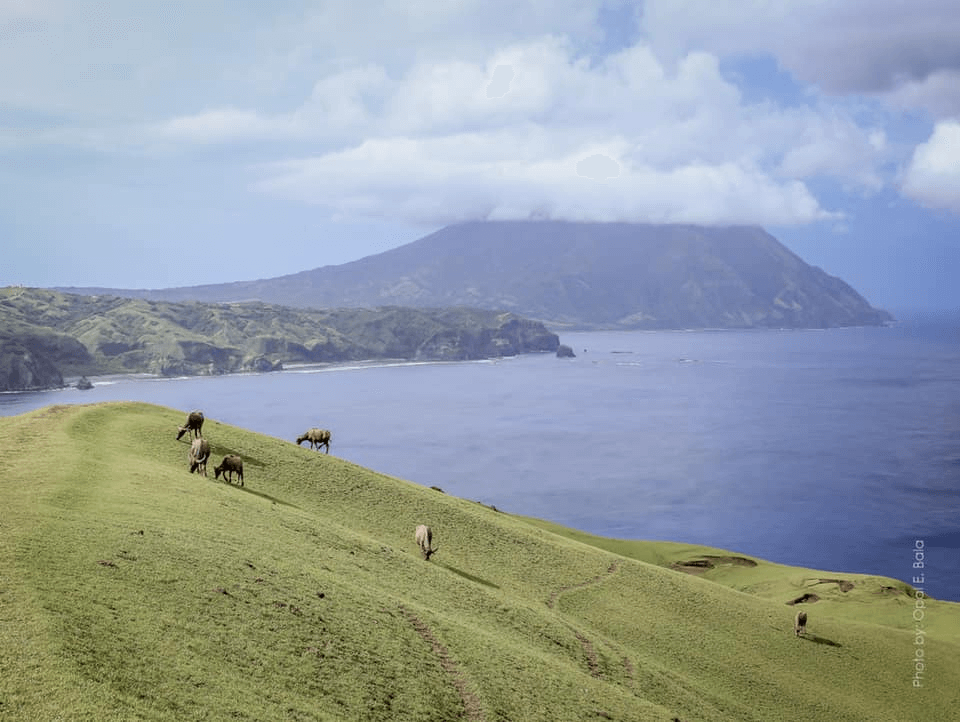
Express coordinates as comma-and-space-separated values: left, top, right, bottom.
4, 319, 959, 601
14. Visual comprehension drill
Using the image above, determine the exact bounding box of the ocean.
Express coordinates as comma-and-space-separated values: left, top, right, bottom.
3, 318, 958, 601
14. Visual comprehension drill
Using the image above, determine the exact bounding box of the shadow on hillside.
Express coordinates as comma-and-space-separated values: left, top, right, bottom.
440, 563, 500, 590
802, 633, 842, 648
237, 485, 300, 509
213, 444, 267, 470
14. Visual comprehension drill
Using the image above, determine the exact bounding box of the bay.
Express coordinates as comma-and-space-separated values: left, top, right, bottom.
3, 320, 959, 601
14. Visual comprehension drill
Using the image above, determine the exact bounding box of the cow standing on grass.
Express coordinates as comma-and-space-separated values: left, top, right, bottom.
415, 525, 438, 561
296, 428, 331, 453
177, 411, 204, 440
214, 455, 244, 486
188, 438, 211, 477
794, 610, 808, 637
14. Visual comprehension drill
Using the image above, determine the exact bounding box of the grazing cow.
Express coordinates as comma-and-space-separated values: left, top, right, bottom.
415, 524, 438, 561
214, 455, 244, 486
188, 438, 211, 477
176, 410, 204, 441
296, 428, 331, 453
794, 610, 808, 637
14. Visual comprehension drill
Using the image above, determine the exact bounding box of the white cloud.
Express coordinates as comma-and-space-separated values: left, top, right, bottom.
577, 153, 620, 180
902, 121, 960, 213
385, 58, 497, 134
884, 70, 960, 120
642, 0, 960, 119
0, 1, 903, 233
303, 65, 391, 129
294, 0, 606, 67
776, 110, 887, 190
486, 64, 514, 98
242, 35, 884, 227
154, 109, 299, 144
148, 64, 396, 146
255, 131, 834, 227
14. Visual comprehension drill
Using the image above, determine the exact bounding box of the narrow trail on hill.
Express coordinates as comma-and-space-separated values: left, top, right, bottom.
400, 606, 485, 722
571, 627, 602, 678
547, 560, 621, 680
547, 560, 619, 610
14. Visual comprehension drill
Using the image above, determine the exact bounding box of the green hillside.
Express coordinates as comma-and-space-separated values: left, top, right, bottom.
0, 287, 559, 391
2, 403, 955, 721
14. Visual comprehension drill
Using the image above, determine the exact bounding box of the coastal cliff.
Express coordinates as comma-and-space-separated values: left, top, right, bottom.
0, 288, 558, 391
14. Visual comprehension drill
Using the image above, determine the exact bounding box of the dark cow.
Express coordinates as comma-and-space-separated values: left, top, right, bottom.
176, 410, 204, 441
214, 454, 244, 486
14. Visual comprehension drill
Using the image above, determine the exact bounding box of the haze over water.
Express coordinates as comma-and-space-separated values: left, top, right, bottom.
4, 320, 958, 601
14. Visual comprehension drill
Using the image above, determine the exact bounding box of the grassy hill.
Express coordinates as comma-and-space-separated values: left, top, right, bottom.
2, 402, 955, 721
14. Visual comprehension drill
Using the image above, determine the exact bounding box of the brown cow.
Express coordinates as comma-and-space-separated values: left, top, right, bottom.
296, 428, 331, 453
176, 410, 204, 441
794, 610, 808, 637
214, 455, 244, 486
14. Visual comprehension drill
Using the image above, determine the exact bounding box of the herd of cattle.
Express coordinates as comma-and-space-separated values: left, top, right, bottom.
174, 410, 332, 487
174, 410, 438, 560
173, 413, 815, 632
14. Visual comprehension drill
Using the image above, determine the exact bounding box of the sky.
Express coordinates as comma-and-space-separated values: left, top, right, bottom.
2, 0, 959, 313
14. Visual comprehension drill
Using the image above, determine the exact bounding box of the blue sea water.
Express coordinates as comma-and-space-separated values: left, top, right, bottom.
3, 318, 959, 601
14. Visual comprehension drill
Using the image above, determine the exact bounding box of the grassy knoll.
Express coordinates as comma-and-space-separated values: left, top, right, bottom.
1, 402, 957, 721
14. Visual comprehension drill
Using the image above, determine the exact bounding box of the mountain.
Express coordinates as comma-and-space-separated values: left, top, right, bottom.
60, 221, 893, 329
0, 288, 558, 391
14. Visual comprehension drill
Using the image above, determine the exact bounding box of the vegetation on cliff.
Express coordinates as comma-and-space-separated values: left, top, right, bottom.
0, 287, 559, 391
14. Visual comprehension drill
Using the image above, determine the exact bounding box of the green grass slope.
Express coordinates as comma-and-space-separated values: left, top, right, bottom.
2, 402, 956, 721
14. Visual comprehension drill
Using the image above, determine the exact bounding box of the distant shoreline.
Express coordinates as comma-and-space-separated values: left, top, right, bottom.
7, 321, 914, 395
38, 357, 509, 392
